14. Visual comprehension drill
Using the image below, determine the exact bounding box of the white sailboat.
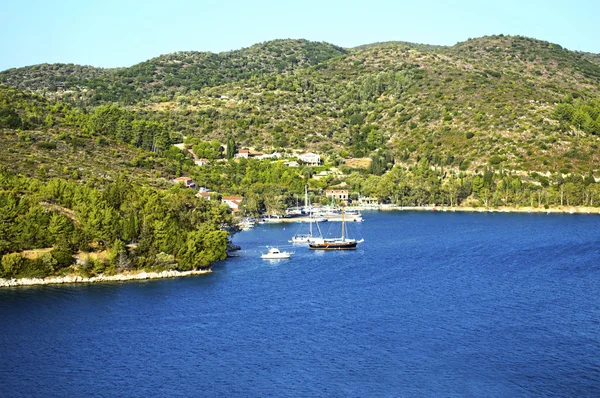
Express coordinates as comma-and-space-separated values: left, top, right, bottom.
289, 186, 323, 243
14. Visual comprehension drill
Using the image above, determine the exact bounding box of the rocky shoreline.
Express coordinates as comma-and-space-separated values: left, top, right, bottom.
0, 269, 212, 288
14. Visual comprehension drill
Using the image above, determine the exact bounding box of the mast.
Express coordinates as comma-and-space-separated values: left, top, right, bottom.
306, 185, 312, 237
341, 204, 345, 241
304, 185, 308, 208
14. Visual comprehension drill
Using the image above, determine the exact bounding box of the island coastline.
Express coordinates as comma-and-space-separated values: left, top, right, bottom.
0, 269, 212, 288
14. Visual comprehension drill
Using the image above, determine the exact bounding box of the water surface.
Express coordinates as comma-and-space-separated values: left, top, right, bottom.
1, 211, 600, 397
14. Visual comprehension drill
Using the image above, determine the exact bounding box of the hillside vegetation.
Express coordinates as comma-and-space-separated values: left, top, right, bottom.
0, 39, 346, 105
2, 35, 600, 176
3, 35, 600, 278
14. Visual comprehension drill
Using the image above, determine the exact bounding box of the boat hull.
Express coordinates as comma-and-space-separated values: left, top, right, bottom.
261, 254, 292, 259
309, 241, 358, 250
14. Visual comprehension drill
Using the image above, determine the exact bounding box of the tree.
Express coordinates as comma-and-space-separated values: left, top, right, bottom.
178, 229, 228, 270
0, 107, 22, 129
109, 239, 132, 270
48, 213, 72, 246
226, 136, 236, 159
88, 105, 125, 137
1, 253, 24, 277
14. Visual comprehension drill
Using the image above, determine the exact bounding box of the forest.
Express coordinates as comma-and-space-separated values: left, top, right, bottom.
0, 169, 232, 279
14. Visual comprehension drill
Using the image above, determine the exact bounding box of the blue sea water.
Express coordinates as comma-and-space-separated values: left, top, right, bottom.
1, 211, 600, 397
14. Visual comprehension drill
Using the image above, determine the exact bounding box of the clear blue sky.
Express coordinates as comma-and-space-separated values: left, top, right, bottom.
2, 0, 598, 71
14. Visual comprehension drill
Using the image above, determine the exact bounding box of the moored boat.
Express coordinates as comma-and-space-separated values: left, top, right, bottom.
289, 186, 324, 243
309, 207, 364, 250
261, 247, 294, 259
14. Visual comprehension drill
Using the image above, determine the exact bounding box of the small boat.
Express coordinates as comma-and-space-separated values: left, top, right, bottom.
239, 218, 256, 231
261, 247, 294, 259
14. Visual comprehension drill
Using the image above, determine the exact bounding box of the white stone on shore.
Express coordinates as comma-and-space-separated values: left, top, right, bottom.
0, 269, 211, 288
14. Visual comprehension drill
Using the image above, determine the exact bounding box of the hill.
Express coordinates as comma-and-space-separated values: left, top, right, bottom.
129, 35, 600, 175
2, 35, 600, 177
0, 85, 194, 183
0, 39, 347, 105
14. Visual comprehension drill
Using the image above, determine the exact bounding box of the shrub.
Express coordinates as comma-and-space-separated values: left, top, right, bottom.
1, 253, 24, 277
51, 246, 74, 269
490, 155, 503, 165
465, 132, 475, 139
37, 141, 57, 150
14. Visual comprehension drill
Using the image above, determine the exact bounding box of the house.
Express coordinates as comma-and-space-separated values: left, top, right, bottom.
234, 149, 250, 159
173, 177, 195, 188
222, 196, 244, 212
298, 152, 321, 166
196, 192, 212, 201
198, 186, 210, 193
284, 161, 300, 167
325, 189, 349, 201
195, 158, 210, 166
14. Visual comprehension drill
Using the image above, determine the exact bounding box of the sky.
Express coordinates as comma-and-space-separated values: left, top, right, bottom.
2, 0, 599, 71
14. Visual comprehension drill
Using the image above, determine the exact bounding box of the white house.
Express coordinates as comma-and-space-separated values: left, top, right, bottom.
234, 149, 250, 159
221, 196, 244, 212
284, 161, 300, 167
298, 152, 321, 166
196, 192, 212, 200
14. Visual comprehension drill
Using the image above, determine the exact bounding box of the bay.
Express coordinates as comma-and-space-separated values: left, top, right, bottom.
1, 211, 600, 397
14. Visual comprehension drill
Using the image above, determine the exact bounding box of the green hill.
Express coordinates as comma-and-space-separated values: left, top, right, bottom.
126, 35, 600, 174
0, 39, 347, 105
2, 34, 600, 176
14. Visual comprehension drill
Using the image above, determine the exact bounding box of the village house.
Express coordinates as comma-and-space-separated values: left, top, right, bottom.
196, 192, 212, 200
357, 196, 379, 206
195, 158, 210, 166
234, 149, 250, 159
284, 161, 300, 167
325, 189, 349, 201
173, 177, 196, 188
298, 152, 321, 166
221, 196, 244, 212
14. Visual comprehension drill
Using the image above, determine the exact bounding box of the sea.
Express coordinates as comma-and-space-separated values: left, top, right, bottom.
1, 211, 600, 397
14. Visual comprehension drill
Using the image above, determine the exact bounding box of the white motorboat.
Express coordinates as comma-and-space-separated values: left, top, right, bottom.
261, 247, 294, 259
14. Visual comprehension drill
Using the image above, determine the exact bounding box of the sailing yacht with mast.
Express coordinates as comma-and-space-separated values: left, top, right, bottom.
309, 206, 364, 250
290, 186, 323, 243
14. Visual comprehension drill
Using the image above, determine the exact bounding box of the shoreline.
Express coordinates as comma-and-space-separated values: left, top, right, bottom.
257, 205, 600, 224
374, 205, 600, 214
0, 269, 212, 288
